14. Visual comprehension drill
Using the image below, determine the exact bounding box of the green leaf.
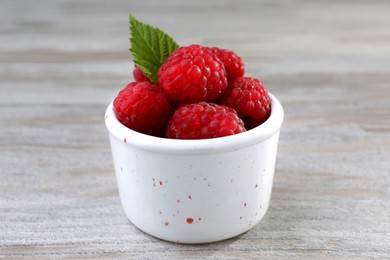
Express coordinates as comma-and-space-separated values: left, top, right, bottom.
129, 15, 179, 83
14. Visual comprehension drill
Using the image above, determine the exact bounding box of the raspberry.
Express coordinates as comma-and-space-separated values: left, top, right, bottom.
113, 81, 172, 137
219, 77, 271, 129
166, 102, 246, 139
158, 44, 227, 103
133, 65, 150, 82
209, 47, 245, 81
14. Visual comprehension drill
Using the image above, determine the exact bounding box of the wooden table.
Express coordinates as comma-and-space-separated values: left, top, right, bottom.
1, 0, 389, 258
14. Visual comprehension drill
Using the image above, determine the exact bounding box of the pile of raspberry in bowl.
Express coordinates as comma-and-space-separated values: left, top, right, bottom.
113, 16, 271, 140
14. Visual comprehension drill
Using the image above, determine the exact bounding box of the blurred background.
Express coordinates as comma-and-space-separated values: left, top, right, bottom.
2, 0, 389, 99
1, 0, 389, 258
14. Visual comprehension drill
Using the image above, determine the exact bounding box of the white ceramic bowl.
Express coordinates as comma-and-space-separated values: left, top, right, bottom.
105, 93, 284, 244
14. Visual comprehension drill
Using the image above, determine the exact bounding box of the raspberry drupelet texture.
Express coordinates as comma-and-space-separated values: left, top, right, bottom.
158, 44, 228, 104
113, 81, 172, 137
166, 102, 246, 139
209, 47, 245, 81
133, 65, 150, 82
219, 77, 271, 129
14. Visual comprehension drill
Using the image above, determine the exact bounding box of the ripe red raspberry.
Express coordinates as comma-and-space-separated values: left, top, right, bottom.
113, 81, 172, 137
158, 44, 227, 103
219, 77, 271, 129
209, 47, 245, 81
166, 102, 246, 139
133, 65, 150, 82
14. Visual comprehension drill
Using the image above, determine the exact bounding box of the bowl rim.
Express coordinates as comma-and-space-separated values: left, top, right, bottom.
105, 92, 284, 154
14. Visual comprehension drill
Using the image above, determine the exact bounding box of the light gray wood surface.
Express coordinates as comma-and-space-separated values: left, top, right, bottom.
1, 0, 390, 258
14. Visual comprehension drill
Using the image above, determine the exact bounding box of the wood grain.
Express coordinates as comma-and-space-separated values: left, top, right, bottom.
1, 0, 389, 258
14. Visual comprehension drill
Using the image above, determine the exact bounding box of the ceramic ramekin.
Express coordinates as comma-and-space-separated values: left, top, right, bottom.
105, 93, 284, 244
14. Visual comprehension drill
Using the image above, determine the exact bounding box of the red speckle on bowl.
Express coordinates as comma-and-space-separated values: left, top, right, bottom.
159, 181, 163, 186
188, 195, 192, 199
186, 218, 194, 224
124, 138, 127, 144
